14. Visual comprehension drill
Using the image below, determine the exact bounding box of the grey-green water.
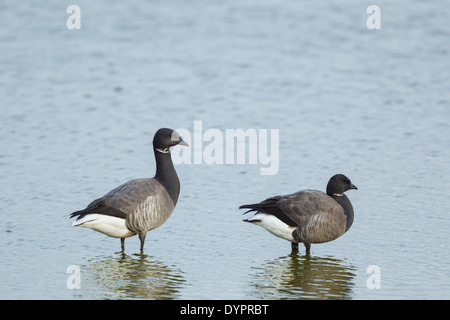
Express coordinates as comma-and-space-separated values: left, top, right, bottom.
1, 0, 449, 300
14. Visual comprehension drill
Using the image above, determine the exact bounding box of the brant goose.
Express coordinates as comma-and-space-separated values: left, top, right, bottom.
240, 174, 357, 253
70, 128, 188, 252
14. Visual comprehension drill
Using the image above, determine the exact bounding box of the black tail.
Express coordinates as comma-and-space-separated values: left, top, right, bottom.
69, 198, 102, 220
239, 196, 280, 213
239, 204, 258, 209
69, 200, 127, 220
69, 209, 85, 220
239, 197, 297, 227
239, 203, 263, 215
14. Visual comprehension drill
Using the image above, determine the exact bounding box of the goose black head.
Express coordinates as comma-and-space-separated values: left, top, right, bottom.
153, 128, 189, 153
326, 174, 357, 196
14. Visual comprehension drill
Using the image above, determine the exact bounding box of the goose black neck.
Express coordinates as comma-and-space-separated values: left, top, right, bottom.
330, 194, 354, 231
153, 148, 180, 205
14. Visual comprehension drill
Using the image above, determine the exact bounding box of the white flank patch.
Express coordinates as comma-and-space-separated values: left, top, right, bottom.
246, 213, 296, 242
71, 214, 135, 238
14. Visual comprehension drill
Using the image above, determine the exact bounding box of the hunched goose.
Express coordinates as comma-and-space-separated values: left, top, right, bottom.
240, 174, 357, 253
70, 128, 188, 252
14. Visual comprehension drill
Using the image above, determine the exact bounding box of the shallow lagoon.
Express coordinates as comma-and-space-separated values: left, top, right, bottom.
1, 0, 449, 299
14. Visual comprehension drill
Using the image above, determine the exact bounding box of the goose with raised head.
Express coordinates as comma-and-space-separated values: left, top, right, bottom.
70, 128, 188, 252
240, 174, 357, 253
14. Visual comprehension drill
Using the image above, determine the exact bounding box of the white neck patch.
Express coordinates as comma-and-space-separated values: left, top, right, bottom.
333, 193, 344, 197
156, 147, 170, 154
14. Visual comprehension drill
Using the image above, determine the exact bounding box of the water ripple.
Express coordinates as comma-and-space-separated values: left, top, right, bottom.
78, 253, 186, 300
249, 253, 356, 300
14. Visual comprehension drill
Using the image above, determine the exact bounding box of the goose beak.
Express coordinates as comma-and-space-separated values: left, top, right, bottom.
178, 138, 189, 147
350, 184, 358, 190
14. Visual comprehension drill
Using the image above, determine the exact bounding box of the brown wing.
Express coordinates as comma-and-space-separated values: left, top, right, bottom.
241, 190, 347, 244
277, 190, 347, 243
274, 191, 336, 222
70, 178, 175, 233
99, 179, 164, 214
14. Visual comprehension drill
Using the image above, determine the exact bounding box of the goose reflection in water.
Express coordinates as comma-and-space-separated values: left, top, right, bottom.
250, 252, 356, 300
78, 253, 186, 299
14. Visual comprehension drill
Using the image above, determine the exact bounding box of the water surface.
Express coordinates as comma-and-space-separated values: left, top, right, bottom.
1, 0, 449, 300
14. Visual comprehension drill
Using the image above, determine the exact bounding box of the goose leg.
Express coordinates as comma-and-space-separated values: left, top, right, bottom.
291, 242, 298, 251
120, 238, 125, 251
138, 232, 147, 252
304, 242, 311, 254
